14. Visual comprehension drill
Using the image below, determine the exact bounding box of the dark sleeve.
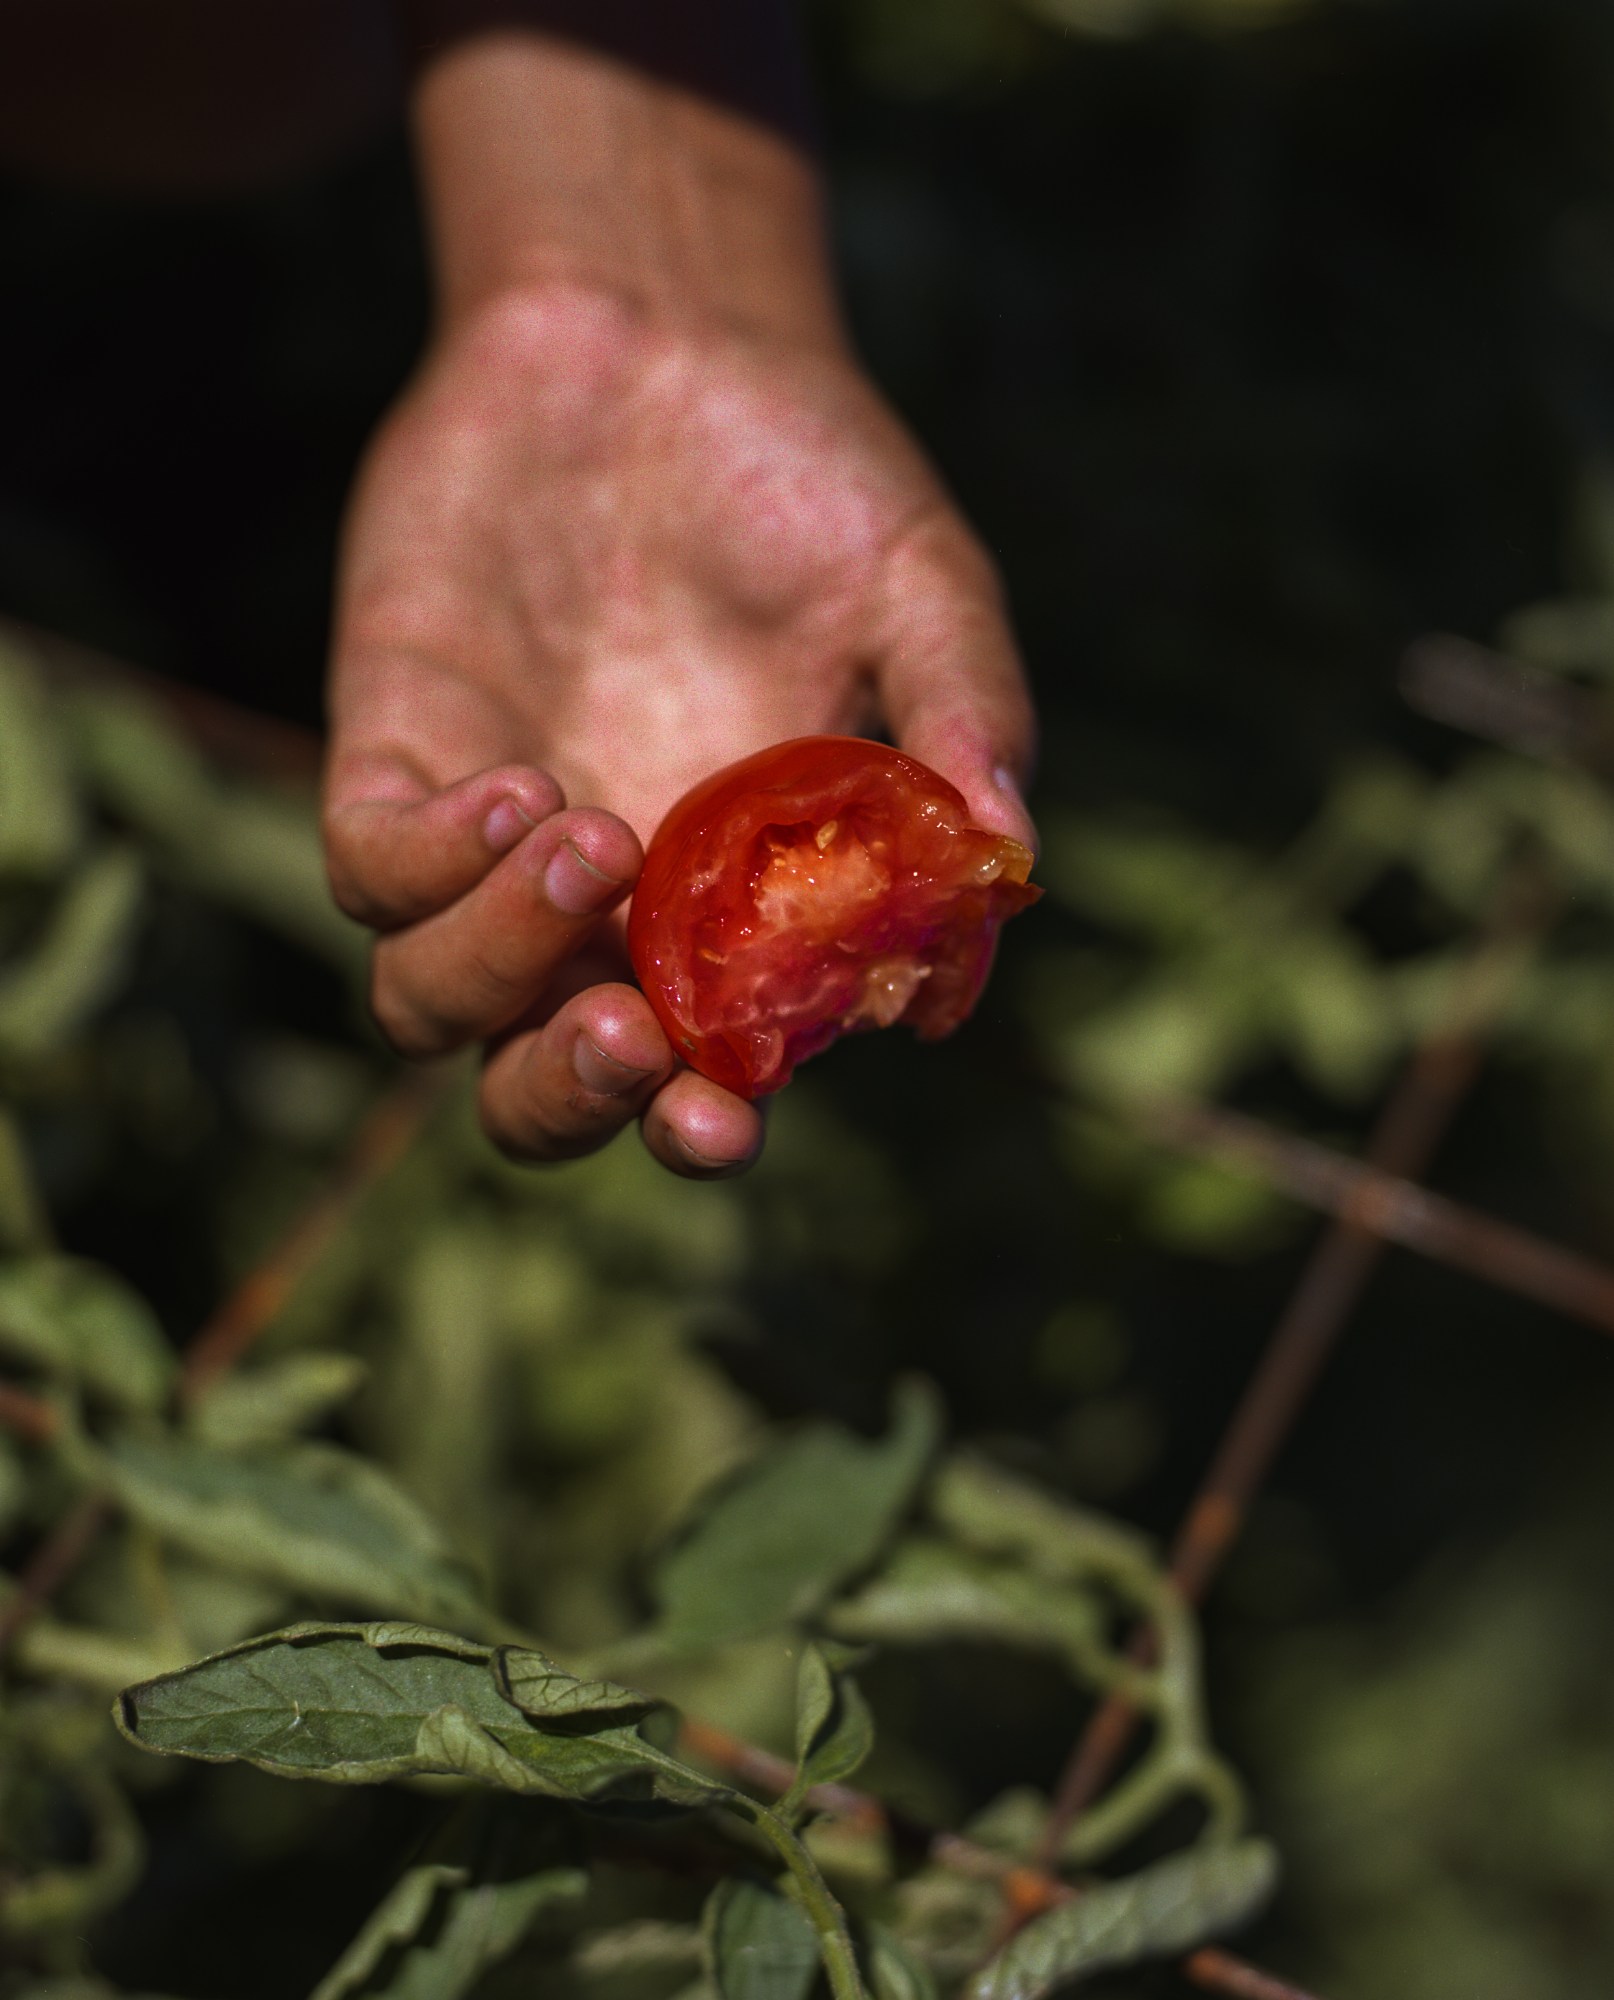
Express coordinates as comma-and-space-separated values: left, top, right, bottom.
391, 0, 815, 147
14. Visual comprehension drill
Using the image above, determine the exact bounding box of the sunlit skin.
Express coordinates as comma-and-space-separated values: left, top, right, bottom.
322, 34, 1038, 1178
0, 9, 1038, 1181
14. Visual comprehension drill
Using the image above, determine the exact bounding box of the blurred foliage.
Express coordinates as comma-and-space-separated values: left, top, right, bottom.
1245, 1478, 1614, 2000
829, 0, 1310, 103
0, 643, 1270, 1995
4, 1, 1614, 1995
7, 501, 1614, 1993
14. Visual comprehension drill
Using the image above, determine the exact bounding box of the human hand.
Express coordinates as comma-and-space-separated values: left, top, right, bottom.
322, 39, 1035, 1178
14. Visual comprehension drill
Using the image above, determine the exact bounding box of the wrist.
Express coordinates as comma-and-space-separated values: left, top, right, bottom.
413, 31, 845, 351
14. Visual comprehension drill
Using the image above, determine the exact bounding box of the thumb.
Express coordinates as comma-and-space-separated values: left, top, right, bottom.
873, 518, 1039, 853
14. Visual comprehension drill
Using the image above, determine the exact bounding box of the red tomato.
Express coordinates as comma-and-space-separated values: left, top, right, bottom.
627, 736, 1041, 1099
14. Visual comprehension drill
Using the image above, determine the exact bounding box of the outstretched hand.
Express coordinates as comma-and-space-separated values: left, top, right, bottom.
324, 282, 1035, 1176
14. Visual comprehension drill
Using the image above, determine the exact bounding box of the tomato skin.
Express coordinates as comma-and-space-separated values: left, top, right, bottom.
627, 736, 1040, 1099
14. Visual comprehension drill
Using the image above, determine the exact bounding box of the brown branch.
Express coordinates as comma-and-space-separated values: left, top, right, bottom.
1184, 1947, 1325, 2000
181, 1067, 451, 1398
1140, 1095, 1614, 1340
1399, 632, 1614, 774
1035, 875, 1549, 1867
678, 1715, 1321, 1997
675, 1715, 1071, 1915
0, 1379, 60, 1446
4, 616, 324, 784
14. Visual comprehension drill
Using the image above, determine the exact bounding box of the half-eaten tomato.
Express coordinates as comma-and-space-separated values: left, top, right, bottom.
627, 736, 1040, 1099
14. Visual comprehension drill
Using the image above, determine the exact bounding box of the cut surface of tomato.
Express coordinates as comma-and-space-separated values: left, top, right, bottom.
627, 736, 1041, 1099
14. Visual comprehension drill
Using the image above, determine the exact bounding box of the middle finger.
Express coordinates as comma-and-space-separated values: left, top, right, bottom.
370, 808, 640, 1058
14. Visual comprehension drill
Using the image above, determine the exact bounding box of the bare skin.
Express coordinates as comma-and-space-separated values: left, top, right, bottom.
2, 14, 1038, 1176
323, 31, 1037, 1178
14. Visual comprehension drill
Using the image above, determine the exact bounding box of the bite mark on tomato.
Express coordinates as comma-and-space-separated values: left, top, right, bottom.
627, 736, 1040, 1099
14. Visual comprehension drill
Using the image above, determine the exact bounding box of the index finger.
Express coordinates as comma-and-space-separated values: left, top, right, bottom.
323, 753, 565, 929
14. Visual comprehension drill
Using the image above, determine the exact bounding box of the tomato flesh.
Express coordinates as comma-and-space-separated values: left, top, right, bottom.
627, 736, 1041, 1098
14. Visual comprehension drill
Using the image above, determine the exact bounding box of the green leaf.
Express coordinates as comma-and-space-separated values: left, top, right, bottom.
68, 686, 363, 972
0, 1107, 51, 1255
964, 1840, 1279, 2000
569, 1921, 704, 1980
0, 1766, 145, 1940
115, 1621, 725, 1807
309, 1845, 585, 2000
650, 1380, 940, 1651
826, 1538, 1104, 1662
188, 1351, 368, 1450
0, 637, 79, 880
494, 1645, 659, 1726
382, 1222, 506, 1577
779, 1642, 873, 1821
12, 1616, 190, 1694
867, 1926, 939, 2000
930, 1456, 1157, 1587
118, 1626, 869, 2000
0, 1255, 175, 1411
94, 1435, 488, 1629
704, 1879, 820, 2000
0, 845, 143, 1061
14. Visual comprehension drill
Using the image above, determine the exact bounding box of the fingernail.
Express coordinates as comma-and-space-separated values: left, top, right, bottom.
484, 796, 536, 854
673, 1131, 756, 1176
544, 838, 626, 916
992, 764, 1039, 855
575, 1034, 657, 1096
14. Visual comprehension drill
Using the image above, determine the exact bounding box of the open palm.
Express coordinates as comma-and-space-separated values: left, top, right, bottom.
324, 284, 1035, 1175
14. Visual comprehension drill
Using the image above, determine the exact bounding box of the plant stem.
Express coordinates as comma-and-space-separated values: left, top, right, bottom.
749, 1805, 868, 2000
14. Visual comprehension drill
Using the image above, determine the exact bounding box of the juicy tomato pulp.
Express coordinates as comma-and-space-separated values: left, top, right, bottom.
627, 737, 1041, 1099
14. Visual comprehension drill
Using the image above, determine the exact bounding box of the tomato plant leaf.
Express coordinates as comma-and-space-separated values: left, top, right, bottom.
0, 845, 143, 1062
12, 1617, 188, 1696
964, 1840, 1279, 2000
114, 1623, 726, 1806
0, 1256, 175, 1412
493, 1645, 659, 1726
188, 1352, 368, 1451
703, 1879, 820, 2000
778, 1641, 873, 1822
567, 1920, 703, 1981
0, 638, 78, 880
0, 1765, 145, 1941
68, 686, 364, 973
0, 1106, 50, 1256
308, 1854, 585, 2000
931, 1456, 1157, 1586
92, 1436, 488, 1630
825, 1538, 1104, 1662
867, 1925, 939, 2000
649, 1379, 940, 1651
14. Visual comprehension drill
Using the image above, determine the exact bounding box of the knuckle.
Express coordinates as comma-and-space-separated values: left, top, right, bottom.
462, 941, 544, 1020
368, 961, 454, 1060
480, 1074, 615, 1166
321, 836, 378, 926
329, 870, 383, 926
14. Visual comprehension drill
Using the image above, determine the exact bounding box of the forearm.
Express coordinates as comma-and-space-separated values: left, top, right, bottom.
399, 4, 843, 346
